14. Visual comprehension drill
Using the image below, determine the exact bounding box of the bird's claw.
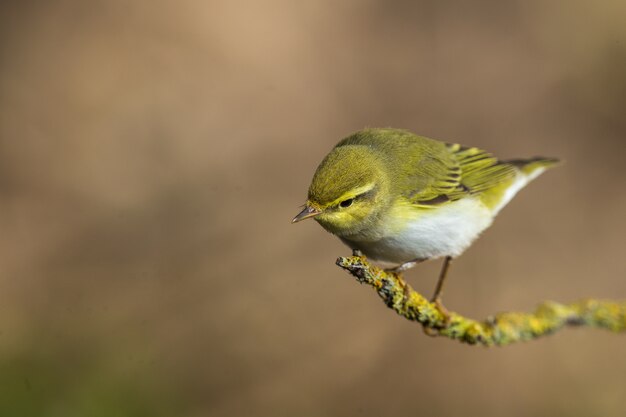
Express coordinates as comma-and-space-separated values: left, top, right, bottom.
423, 297, 452, 337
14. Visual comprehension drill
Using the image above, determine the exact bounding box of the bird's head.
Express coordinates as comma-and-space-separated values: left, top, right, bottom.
292, 145, 391, 236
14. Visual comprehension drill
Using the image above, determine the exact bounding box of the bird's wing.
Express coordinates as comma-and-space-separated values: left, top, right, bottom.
450, 144, 517, 194
406, 143, 517, 208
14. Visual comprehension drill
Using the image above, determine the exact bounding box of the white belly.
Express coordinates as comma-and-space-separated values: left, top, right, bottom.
342, 198, 493, 265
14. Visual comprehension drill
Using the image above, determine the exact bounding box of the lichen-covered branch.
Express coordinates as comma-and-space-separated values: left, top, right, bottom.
336, 254, 626, 346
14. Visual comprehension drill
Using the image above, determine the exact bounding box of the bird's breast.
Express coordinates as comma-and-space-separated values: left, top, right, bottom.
341, 197, 493, 265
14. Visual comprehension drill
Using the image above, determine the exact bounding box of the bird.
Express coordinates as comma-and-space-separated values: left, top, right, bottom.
292, 128, 559, 316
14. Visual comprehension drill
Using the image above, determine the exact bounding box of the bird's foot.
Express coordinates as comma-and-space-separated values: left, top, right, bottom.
433, 297, 451, 323
423, 297, 452, 337
385, 258, 426, 274
352, 249, 364, 257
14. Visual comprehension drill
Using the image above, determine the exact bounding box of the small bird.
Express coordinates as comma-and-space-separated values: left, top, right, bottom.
293, 128, 559, 314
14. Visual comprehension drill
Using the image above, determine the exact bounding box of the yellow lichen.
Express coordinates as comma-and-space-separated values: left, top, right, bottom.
336, 253, 626, 346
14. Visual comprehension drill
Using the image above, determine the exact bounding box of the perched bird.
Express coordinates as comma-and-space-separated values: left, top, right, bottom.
293, 128, 559, 313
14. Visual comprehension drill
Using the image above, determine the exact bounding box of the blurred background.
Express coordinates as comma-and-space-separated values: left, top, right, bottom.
1, 1, 625, 416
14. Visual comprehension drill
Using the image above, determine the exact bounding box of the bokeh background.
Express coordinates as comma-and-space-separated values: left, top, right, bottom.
1, 1, 625, 416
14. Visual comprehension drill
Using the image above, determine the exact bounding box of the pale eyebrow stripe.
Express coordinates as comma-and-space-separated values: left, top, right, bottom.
330, 182, 376, 206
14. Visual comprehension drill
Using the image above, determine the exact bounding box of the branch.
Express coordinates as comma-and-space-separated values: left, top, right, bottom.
336, 253, 626, 346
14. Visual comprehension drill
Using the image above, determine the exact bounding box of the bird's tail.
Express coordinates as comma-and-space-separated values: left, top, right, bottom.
505, 157, 561, 181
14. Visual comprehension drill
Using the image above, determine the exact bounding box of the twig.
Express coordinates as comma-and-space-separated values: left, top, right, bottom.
336, 253, 626, 346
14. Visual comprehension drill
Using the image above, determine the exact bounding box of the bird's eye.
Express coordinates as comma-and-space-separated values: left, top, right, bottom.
339, 199, 354, 208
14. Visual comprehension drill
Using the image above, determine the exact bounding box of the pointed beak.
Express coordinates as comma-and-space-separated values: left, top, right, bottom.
292, 205, 322, 223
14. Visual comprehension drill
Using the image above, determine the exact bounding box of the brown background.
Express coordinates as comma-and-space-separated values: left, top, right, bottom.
1, 1, 625, 416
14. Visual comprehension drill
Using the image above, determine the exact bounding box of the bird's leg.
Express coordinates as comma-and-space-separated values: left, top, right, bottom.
385, 258, 427, 274
422, 256, 454, 337
431, 256, 453, 320
432, 256, 452, 301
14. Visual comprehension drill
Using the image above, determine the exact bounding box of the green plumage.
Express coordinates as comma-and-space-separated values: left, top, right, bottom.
309, 128, 558, 211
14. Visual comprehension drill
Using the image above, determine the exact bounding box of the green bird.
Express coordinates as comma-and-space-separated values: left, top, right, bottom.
293, 128, 559, 314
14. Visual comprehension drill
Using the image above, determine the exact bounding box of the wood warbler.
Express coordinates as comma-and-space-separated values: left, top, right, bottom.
293, 128, 559, 310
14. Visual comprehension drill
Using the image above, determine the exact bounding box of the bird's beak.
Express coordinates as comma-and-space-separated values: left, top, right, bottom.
292, 205, 322, 223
